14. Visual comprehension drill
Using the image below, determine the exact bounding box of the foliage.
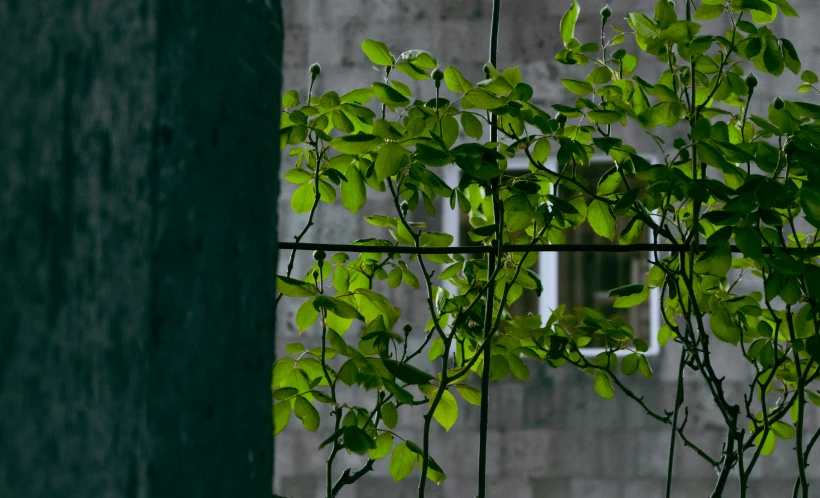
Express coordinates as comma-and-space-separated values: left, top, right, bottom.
275, 1, 820, 497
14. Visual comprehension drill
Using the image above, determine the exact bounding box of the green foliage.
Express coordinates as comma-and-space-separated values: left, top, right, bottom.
275, 1, 820, 496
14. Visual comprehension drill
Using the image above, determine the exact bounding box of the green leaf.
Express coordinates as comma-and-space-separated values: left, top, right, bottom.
295, 299, 319, 332
401, 49, 438, 69
781, 39, 801, 74
277, 276, 317, 297
422, 455, 447, 484
320, 91, 341, 110
506, 353, 530, 381
755, 430, 776, 456
443, 66, 473, 93
586, 67, 612, 85
532, 138, 551, 164
284, 168, 312, 185
285, 342, 305, 355
332, 110, 355, 133
647, 101, 683, 128
461, 112, 483, 140
313, 296, 364, 320
329, 134, 383, 155
280, 125, 308, 148
588, 110, 621, 125
734, 0, 773, 15
621, 353, 640, 376
801, 70, 819, 84
390, 442, 417, 481
430, 389, 458, 431
621, 54, 639, 77
455, 384, 482, 406
282, 90, 300, 109
375, 142, 407, 182
382, 402, 399, 429
619, 218, 645, 245
273, 401, 291, 435
771, 421, 795, 440
588, 200, 617, 240
770, 0, 798, 16
273, 386, 298, 400
478, 75, 515, 95
609, 283, 645, 297
341, 163, 366, 214
660, 21, 701, 44
463, 88, 504, 109
695, 4, 724, 20
614, 285, 649, 308
658, 324, 675, 346
762, 38, 785, 75
371, 433, 394, 460
343, 426, 375, 455
362, 39, 394, 66
293, 396, 320, 431
388, 267, 402, 288
630, 12, 660, 42
394, 61, 431, 80
559, 0, 580, 46
594, 371, 615, 399
695, 244, 731, 277
710, 308, 741, 345
373, 82, 410, 107
383, 359, 434, 385
341, 87, 374, 105
420, 231, 454, 247
562, 79, 594, 96
638, 355, 654, 378
290, 183, 316, 214
800, 188, 820, 226
734, 227, 763, 261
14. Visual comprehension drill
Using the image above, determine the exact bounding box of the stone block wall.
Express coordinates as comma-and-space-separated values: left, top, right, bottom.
276, 1, 820, 496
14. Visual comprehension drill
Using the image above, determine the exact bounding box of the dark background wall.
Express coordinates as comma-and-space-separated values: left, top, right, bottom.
0, 1, 282, 496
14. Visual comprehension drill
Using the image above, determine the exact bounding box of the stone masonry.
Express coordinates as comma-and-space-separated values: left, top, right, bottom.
276, 1, 820, 496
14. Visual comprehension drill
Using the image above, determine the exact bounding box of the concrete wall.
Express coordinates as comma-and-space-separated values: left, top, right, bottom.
276, 1, 820, 496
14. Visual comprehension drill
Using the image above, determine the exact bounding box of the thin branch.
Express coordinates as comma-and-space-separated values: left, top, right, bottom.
331, 460, 375, 497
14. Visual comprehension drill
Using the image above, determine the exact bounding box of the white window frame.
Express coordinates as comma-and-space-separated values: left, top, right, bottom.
442, 155, 661, 357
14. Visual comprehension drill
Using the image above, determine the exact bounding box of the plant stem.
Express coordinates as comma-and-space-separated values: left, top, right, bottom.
787, 310, 810, 498
277, 143, 325, 305
710, 429, 737, 498
666, 345, 687, 498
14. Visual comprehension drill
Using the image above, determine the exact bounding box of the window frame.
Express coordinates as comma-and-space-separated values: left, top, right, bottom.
442, 155, 661, 357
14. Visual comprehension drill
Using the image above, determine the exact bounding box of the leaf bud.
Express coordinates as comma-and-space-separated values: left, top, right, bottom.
774, 96, 785, 110
483, 63, 492, 79
400, 200, 409, 214
432, 67, 444, 88
745, 73, 758, 90
311, 270, 319, 280
403, 323, 413, 334
310, 62, 322, 79
601, 5, 612, 21
313, 249, 326, 261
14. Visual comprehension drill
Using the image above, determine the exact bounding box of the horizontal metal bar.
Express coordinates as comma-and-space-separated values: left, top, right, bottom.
280, 241, 820, 256
281, 242, 701, 254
